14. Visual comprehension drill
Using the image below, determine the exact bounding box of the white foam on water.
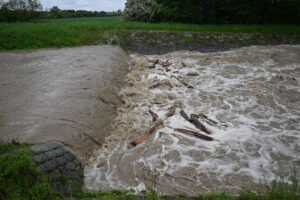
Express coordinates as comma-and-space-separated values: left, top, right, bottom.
84, 45, 300, 195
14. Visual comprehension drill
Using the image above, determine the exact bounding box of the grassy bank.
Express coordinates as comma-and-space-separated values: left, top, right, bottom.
1, 16, 300, 51
0, 141, 59, 200
72, 183, 300, 200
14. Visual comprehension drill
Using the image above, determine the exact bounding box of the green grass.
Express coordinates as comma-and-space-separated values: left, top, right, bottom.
71, 181, 300, 200
39, 16, 120, 23
0, 16, 300, 51
0, 141, 59, 200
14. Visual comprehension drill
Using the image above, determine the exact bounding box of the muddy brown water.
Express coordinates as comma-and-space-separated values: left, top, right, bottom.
1, 44, 299, 196
0, 45, 129, 160
85, 45, 300, 195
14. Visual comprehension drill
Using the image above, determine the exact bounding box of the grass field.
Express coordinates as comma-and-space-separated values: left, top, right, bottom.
1, 16, 300, 51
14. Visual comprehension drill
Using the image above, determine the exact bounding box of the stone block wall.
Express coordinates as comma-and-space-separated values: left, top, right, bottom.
31, 143, 84, 194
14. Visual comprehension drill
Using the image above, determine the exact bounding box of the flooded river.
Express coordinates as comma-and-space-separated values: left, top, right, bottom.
0, 46, 129, 160
85, 45, 300, 195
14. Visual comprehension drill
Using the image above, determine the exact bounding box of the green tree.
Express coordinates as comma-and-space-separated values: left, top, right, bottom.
0, 0, 42, 21
50, 5, 60, 13
123, 0, 300, 24
27, 0, 42, 11
3, 0, 41, 11
123, 0, 160, 22
49, 5, 60, 18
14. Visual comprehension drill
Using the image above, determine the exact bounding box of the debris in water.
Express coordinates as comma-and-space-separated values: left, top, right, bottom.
149, 106, 159, 122
165, 102, 178, 117
171, 75, 194, 89
187, 72, 199, 77
190, 114, 212, 135
161, 60, 172, 68
85, 46, 300, 195
181, 62, 187, 67
180, 109, 192, 122
128, 119, 164, 148
197, 113, 218, 125
149, 59, 159, 68
172, 128, 214, 141
180, 110, 212, 135
166, 81, 174, 89
149, 82, 161, 89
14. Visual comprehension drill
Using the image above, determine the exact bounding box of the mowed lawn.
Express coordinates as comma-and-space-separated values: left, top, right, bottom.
0, 16, 300, 51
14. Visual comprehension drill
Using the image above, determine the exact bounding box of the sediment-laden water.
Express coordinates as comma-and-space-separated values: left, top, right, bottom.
0, 46, 129, 160
85, 45, 300, 195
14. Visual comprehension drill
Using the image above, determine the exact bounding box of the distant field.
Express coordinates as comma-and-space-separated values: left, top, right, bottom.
39, 16, 119, 22
1, 16, 300, 51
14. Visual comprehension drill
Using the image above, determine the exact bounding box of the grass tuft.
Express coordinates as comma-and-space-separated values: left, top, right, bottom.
0, 141, 59, 200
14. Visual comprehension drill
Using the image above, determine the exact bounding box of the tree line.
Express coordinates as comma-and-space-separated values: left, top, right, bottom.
0, 0, 42, 22
43, 6, 121, 20
123, 0, 300, 24
0, 0, 121, 22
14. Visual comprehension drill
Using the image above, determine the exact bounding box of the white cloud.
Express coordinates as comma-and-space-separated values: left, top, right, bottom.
41, 0, 126, 11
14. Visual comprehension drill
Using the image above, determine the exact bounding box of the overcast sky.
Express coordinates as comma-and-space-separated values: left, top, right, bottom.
40, 0, 126, 12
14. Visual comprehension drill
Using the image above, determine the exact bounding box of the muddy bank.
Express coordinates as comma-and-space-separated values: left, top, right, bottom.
0, 45, 129, 161
85, 45, 300, 195
113, 31, 300, 54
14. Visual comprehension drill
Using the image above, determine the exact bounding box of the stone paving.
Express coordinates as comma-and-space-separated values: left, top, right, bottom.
31, 143, 84, 194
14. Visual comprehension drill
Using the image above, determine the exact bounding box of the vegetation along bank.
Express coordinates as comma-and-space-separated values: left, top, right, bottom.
1, 17, 300, 52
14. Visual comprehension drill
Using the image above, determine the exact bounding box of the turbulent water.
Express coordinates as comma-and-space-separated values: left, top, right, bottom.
85, 45, 300, 195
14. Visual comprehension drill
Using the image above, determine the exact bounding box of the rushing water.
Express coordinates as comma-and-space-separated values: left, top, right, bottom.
0, 46, 129, 161
85, 45, 300, 195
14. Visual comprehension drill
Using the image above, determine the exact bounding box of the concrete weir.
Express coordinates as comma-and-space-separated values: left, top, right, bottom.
0, 45, 130, 161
